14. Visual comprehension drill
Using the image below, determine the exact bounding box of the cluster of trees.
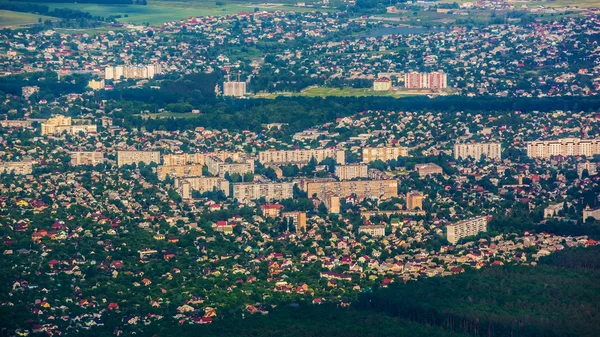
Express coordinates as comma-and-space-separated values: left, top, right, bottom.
106, 92, 600, 134
0, 2, 98, 20
356, 246, 600, 337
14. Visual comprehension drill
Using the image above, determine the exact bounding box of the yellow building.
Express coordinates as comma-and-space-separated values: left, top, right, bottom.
322, 192, 340, 214
335, 164, 368, 180
70, 152, 104, 166
117, 151, 161, 167
88, 79, 105, 90
176, 177, 230, 199
362, 146, 408, 163
406, 191, 423, 210
259, 148, 345, 165
158, 165, 204, 180
282, 211, 307, 232
41, 115, 96, 136
0, 161, 33, 175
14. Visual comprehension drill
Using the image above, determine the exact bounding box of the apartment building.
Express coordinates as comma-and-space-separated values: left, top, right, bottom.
223, 81, 247, 97
577, 162, 597, 178
282, 211, 307, 232
117, 151, 161, 167
259, 148, 346, 165
446, 216, 488, 244
104, 64, 161, 80
176, 177, 230, 199
373, 77, 392, 91
454, 142, 502, 160
415, 163, 443, 177
88, 79, 105, 90
260, 204, 284, 218
335, 164, 368, 180
70, 152, 104, 166
307, 180, 398, 200
293, 178, 337, 192
0, 161, 33, 175
322, 192, 341, 214
158, 165, 204, 180
406, 191, 424, 210
233, 182, 294, 202
362, 146, 409, 163
41, 116, 97, 136
162, 151, 248, 166
205, 156, 254, 178
583, 206, 600, 221
358, 225, 386, 237
404, 71, 447, 89
526, 138, 600, 158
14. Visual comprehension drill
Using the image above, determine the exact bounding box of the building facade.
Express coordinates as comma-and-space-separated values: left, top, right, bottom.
583, 206, 600, 222
454, 142, 502, 160
373, 78, 392, 91
358, 225, 386, 237
335, 164, 368, 180
104, 64, 161, 80
446, 216, 488, 244
41, 116, 97, 136
362, 146, 409, 163
259, 148, 345, 165
176, 177, 230, 199
406, 191, 424, 210
404, 71, 447, 89
526, 138, 600, 158
0, 161, 33, 175
70, 152, 104, 166
223, 81, 247, 97
307, 180, 398, 200
158, 165, 204, 180
415, 163, 443, 177
117, 151, 161, 167
205, 156, 254, 178
282, 211, 307, 232
233, 182, 294, 202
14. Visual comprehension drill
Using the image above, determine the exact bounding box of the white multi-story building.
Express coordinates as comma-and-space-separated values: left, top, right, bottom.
454, 142, 502, 160
70, 152, 104, 166
233, 182, 293, 203
527, 138, 600, 159
223, 81, 247, 97
259, 148, 345, 165
105, 64, 161, 81
117, 151, 161, 167
446, 216, 488, 244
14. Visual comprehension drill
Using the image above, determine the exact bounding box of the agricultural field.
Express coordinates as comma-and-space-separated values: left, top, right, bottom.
11, 1, 330, 26
262, 87, 446, 98
0, 9, 54, 28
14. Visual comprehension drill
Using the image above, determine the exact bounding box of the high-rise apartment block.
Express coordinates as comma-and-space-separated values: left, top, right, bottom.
88, 79, 105, 90
162, 152, 247, 166
223, 81, 247, 97
233, 182, 294, 203
259, 148, 345, 165
335, 164, 368, 180
282, 211, 307, 232
454, 142, 502, 160
117, 151, 161, 167
205, 156, 254, 178
70, 152, 104, 166
176, 177, 230, 199
104, 64, 161, 81
404, 71, 447, 89
307, 180, 398, 200
158, 165, 204, 180
527, 138, 600, 158
321, 192, 341, 214
362, 146, 408, 163
446, 216, 488, 244
577, 162, 597, 178
0, 161, 33, 175
41, 116, 97, 136
406, 191, 424, 210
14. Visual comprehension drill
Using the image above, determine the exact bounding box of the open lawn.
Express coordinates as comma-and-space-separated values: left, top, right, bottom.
261, 87, 446, 98
11, 1, 331, 26
0, 9, 55, 28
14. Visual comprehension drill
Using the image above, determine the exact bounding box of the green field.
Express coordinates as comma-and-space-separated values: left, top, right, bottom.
11, 1, 331, 26
0, 9, 55, 28
262, 87, 445, 98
